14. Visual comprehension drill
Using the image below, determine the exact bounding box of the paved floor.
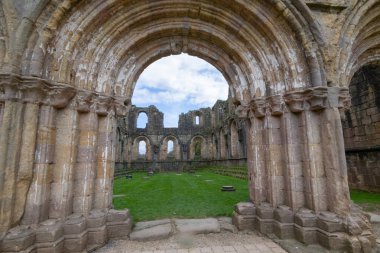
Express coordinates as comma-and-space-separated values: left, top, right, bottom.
95, 232, 288, 253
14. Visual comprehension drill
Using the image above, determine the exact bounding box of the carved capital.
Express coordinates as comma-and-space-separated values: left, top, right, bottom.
113, 98, 131, 116
250, 98, 266, 118
95, 96, 113, 116
0, 75, 22, 101
305, 87, 328, 111
284, 91, 304, 113
21, 80, 49, 104
75, 91, 94, 113
48, 85, 76, 109
267, 95, 284, 116
338, 88, 351, 110
235, 104, 250, 119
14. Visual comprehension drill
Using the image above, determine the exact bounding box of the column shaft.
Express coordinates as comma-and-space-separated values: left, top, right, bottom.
73, 112, 98, 214
94, 114, 116, 209
0, 101, 24, 234
49, 107, 79, 218
321, 108, 351, 214
265, 116, 285, 206
302, 110, 327, 212
249, 117, 267, 203
12, 103, 39, 225
283, 112, 305, 209
23, 105, 56, 224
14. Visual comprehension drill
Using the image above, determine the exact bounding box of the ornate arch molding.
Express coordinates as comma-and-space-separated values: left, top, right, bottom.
337, 0, 380, 87
14, 0, 326, 105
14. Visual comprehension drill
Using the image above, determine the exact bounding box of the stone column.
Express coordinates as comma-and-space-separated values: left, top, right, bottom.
11, 82, 48, 226
300, 88, 329, 213
320, 89, 351, 215
22, 104, 56, 224
49, 88, 79, 219
283, 92, 308, 210
249, 98, 267, 203
73, 92, 98, 214
0, 99, 24, 235
94, 97, 116, 209
265, 96, 285, 207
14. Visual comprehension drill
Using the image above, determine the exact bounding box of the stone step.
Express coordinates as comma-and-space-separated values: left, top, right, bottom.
129, 217, 234, 242
129, 219, 173, 241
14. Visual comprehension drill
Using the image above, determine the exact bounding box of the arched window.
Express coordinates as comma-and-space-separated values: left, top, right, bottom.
138, 140, 147, 159
137, 112, 148, 128
167, 140, 174, 157
195, 115, 200, 125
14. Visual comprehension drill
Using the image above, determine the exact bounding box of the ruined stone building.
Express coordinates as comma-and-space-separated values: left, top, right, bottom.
115, 97, 247, 171
0, 0, 379, 252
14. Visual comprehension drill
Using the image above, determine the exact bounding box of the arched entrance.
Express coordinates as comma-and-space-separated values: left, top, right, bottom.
0, 0, 375, 251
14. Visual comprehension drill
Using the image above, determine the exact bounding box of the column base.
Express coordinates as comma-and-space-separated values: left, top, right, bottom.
0, 208, 132, 253
232, 202, 376, 252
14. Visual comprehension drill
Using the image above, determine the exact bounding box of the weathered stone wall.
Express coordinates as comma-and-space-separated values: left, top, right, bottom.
343, 64, 380, 192
0, 0, 378, 251
116, 98, 247, 170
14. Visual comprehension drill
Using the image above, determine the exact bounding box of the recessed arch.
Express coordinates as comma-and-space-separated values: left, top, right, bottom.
132, 136, 152, 161
19, 0, 326, 107
336, 0, 380, 87
136, 112, 148, 129
159, 135, 181, 160
189, 135, 207, 160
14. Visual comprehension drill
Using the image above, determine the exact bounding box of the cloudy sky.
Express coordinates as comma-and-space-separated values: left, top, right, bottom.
132, 53, 229, 127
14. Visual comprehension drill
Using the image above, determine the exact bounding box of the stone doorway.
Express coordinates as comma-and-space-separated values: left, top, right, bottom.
0, 1, 378, 252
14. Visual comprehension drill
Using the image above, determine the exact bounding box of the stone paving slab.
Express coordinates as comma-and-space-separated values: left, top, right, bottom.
130, 219, 173, 241
175, 218, 220, 234
96, 243, 287, 253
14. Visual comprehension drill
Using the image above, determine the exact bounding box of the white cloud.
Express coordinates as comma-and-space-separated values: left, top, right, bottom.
133, 53, 228, 127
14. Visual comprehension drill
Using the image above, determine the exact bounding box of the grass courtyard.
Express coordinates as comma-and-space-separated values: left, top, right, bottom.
112, 170, 380, 222
112, 171, 249, 222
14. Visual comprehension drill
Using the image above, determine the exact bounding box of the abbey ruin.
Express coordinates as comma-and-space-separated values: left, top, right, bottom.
0, 0, 379, 252
115, 97, 247, 172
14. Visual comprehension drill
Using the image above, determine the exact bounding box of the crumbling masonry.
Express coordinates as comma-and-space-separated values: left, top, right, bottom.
0, 1, 379, 252
115, 98, 247, 171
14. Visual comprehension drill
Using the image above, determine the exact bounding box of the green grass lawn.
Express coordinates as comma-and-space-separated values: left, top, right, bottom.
112, 171, 249, 222
350, 190, 380, 204
350, 189, 380, 213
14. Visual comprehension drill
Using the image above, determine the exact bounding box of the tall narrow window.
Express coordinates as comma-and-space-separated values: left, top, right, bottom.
138, 140, 147, 159
137, 112, 148, 128
195, 115, 200, 125
167, 140, 174, 157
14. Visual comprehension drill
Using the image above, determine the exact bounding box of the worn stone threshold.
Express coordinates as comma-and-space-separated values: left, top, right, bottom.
129, 217, 236, 242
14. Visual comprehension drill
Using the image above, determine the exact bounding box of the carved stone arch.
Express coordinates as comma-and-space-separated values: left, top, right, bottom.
135, 109, 149, 129
189, 135, 207, 160
19, 0, 328, 103
132, 135, 152, 161
159, 135, 181, 161
337, 0, 380, 88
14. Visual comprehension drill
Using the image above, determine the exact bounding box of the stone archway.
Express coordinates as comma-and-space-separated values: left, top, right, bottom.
0, 0, 376, 252
189, 135, 207, 160
132, 136, 152, 161
159, 135, 181, 161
